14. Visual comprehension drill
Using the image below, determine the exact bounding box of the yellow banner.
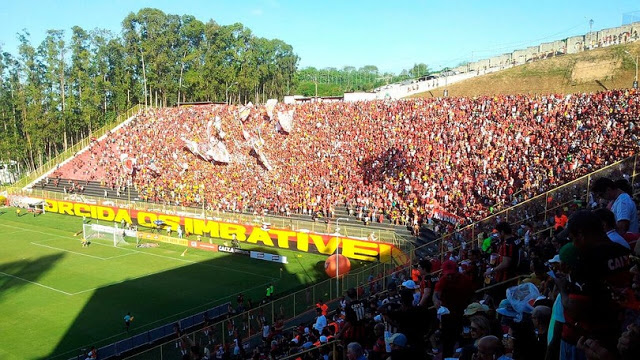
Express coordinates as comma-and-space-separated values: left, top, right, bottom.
138, 232, 189, 247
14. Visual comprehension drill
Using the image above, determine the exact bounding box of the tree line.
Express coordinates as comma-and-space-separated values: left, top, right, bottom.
0, 7, 433, 176
0, 8, 300, 173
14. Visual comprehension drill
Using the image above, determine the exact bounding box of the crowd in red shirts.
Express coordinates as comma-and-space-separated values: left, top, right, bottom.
57, 89, 640, 229
169, 189, 640, 359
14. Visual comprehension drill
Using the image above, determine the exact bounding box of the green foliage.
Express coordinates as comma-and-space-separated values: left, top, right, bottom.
0, 8, 299, 175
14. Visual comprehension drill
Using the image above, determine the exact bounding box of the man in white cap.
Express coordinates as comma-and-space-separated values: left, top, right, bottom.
401, 279, 420, 306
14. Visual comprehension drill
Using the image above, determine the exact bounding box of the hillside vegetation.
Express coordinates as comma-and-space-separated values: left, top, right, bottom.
413, 42, 640, 97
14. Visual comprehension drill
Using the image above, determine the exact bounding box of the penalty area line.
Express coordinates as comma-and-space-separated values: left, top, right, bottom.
0, 271, 73, 296
30, 242, 109, 260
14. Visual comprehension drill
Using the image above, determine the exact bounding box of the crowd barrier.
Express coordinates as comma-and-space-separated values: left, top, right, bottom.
432, 155, 640, 260
67, 302, 230, 360
114, 259, 398, 360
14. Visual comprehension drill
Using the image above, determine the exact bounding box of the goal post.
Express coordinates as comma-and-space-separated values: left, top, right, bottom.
82, 223, 138, 247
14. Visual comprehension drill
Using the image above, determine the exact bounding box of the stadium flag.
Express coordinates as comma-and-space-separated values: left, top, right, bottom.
238, 102, 253, 122
212, 116, 224, 138
265, 99, 278, 119
206, 140, 231, 164
120, 154, 136, 174
252, 143, 273, 171
430, 206, 462, 225
277, 110, 295, 133
148, 160, 160, 175
181, 248, 188, 257
182, 137, 202, 158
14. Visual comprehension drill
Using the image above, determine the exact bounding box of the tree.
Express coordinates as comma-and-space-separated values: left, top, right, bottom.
0, 8, 300, 176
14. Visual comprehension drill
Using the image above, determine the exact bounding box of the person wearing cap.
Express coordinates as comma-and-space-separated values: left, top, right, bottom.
315, 299, 329, 316
400, 279, 420, 306
433, 259, 473, 357
388, 333, 418, 360
557, 210, 632, 357
591, 177, 639, 234
464, 302, 490, 317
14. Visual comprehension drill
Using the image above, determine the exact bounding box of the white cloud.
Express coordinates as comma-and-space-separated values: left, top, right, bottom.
251, 8, 263, 16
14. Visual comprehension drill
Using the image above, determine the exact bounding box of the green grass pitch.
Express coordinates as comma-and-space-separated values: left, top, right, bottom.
0, 207, 335, 359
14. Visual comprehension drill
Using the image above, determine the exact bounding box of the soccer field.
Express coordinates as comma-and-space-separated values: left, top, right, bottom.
0, 208, 333, 360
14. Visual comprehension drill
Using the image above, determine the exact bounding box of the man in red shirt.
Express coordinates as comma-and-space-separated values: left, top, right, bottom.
433, 260, 473, 357
485, 222, 522, 283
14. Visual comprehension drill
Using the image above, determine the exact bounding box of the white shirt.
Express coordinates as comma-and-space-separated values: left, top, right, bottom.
607, 230, 631, 249
612, 193, 639, 233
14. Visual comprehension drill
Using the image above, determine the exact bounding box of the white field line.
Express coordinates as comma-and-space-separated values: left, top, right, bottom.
30, 242, 108, 260
1, 222, 273, 290
0, 271, 73, 296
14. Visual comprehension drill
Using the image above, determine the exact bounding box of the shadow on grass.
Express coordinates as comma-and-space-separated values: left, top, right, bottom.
45, 247, 316, 360
0, 253, 65, 302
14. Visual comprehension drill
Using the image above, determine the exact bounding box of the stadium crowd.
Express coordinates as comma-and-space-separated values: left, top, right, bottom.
163, 176, 640, 360
57, 89, 640, 230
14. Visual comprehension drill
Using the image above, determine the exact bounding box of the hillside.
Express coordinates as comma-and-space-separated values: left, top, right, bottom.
412, 42, 640, 98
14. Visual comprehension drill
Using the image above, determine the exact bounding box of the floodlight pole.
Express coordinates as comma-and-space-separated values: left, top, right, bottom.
335, 217, 349, 296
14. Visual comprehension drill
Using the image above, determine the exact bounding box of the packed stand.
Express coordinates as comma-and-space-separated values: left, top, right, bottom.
55, 89, 640, 230
171, 175, 640, 359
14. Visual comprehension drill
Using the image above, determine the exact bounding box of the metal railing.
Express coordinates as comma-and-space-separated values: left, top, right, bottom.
116, 259, 397, 360
428, 154, 640, 259
8, 104, 143, 191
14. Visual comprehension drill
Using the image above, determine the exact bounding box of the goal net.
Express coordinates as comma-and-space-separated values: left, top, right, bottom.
83, 223, 138, 247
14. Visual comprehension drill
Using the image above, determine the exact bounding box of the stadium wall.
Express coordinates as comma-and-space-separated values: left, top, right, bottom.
32, 196, 408, 264
464, 21, 640, 72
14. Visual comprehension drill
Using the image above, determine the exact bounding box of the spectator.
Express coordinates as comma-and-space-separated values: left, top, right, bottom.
460, 315, 493, 360
486, 222, 523, 292
554, 209, 569, 232
346, 342, 366, 360
593, 208, 632, 249
433, 260, 474, 357
557, 210, 632, 357
531, 305, 552, 359
312, 307, 327, 333
591, 177, 639, 234
476, 335, 512, 360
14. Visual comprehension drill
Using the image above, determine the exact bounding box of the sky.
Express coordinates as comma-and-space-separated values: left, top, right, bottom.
0, 0, 638, 74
